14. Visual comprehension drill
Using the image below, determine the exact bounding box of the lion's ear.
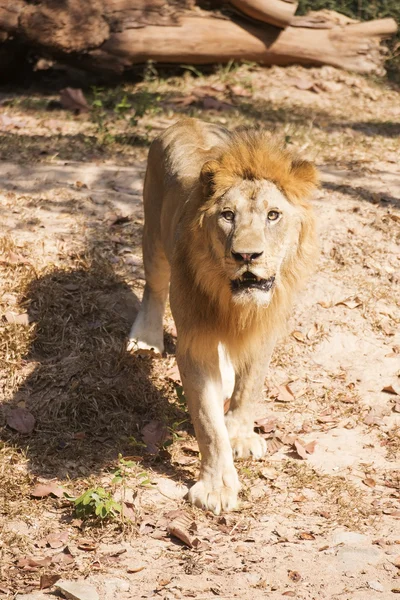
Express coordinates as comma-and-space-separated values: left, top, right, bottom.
289, 159, 319, 199
200, 160, 220, 196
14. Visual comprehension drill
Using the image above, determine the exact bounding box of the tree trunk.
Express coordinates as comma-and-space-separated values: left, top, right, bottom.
0, 0, 397, 78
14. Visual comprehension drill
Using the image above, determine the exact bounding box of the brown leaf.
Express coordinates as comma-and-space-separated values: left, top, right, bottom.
288, 570, 302, 582
167, 94, 196, 107
259, 467, 278, 480
304, 440, 317, 454
31, 482, 65, 499
51, 547, 74, 565
318, 300, 332, 308
299, 531, 315, 540
141, 420, 168, 454
17, 556, 52, 570
167, 512, 200, 548
40, 573, 61, 589
60, 88, 89, 113
127, 565, 145, 573
4, 311, 30, 325
282, 593, 296, 597
363, 478, 376, 488
121, 502, 136, 521
7, 407, 35, 434
266, 437, 284, 455
77, 539, 97, 552
394, 403, 400, 413
382, 384, 400, 396
270, 385, 295, 403
293, 440, 308, 459
46, 531, 69, 549
292, 330, 306, 343
287, 380, 308, 399
335, 297, 362, 309
254, 416, 277, 433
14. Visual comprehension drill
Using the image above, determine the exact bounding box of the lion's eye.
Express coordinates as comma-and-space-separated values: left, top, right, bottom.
221, 210, 235, 222
267, 210, 280, 222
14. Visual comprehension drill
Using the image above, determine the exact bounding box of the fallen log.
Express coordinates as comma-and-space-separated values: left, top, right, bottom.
0, 0, 397, 77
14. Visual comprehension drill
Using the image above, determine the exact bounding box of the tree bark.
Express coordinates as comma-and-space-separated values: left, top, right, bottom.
0, 0, 397, 77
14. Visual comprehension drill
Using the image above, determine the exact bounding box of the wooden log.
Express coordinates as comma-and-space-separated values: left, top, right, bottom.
0, 1, 397, 77
95, 14, 397, 75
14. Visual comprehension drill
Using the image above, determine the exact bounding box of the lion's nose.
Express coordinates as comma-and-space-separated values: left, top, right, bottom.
231, 251, 264, 263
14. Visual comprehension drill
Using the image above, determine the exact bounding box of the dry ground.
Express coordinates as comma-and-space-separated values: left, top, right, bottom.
0, 63, 399, 600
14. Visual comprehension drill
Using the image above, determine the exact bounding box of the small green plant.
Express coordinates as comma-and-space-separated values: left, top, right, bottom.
73, 487, 122, 520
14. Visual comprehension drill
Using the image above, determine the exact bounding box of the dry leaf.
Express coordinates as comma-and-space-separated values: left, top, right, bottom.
142, 420, 168, 454
60, 88, 89, 113
299, 531, 315, 540
17, 556, 52, 570
318, 300, 331, 308
394, 403, 400, 413
266, 437, 284, 455
259, 467, 278, 480
270, 385, 295, 403
363, 478, 376, 488
167, 512, 200, 549
4, 311, 30, 325
288, 570, 302, 581
77, 539, 97, 551
254, 416, 277, 433
7, 407, 35, 434
31, 482, 65, 498
46, 531, 69, 549
292, 330, 306, 343
51, 548, 74, 565
40, 573, 61, 589
122, 502, 136, 521
293, 440, 308, 459
287, 380, 308, 399
382, 384, 400, 395
282, 592, 296, 597
127, 565, 145, 573
335, 297, 362, 309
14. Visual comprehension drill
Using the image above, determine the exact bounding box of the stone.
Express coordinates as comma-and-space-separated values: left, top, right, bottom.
332, 531, 369, 546
56, 580, 99, 600
368, 581, 384, 592
104, 578, 131, 598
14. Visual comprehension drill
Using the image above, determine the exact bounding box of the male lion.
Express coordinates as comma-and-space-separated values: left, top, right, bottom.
128, 117, 318, 514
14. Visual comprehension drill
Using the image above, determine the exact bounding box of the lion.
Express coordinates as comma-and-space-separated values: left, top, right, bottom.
128, 117, 318, 514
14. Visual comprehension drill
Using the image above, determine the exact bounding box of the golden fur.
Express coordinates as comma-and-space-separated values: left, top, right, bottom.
128, 118, 318, 514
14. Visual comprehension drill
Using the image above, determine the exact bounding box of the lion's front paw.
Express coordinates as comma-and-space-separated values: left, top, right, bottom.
188, 470, 240, 515
230, 432, 267, 459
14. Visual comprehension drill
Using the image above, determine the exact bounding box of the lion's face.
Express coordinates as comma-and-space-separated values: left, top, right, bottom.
203, 178, 304, 306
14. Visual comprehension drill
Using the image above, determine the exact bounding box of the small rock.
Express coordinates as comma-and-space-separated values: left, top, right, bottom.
332, 531, 369, 545
368, 581, 384, 592
104, 578, 130, 598
56, 580, 99, 600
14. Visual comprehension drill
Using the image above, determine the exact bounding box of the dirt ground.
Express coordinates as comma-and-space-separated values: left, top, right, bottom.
0, 63, 399, 600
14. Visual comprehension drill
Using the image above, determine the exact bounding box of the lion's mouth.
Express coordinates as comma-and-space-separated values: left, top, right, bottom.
231, 272, 275, 293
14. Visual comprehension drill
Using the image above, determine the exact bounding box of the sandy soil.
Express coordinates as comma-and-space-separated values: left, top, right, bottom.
0, 64, 399, 600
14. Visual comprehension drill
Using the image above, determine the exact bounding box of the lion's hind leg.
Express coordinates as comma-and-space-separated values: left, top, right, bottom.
127, 241, 170, 356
